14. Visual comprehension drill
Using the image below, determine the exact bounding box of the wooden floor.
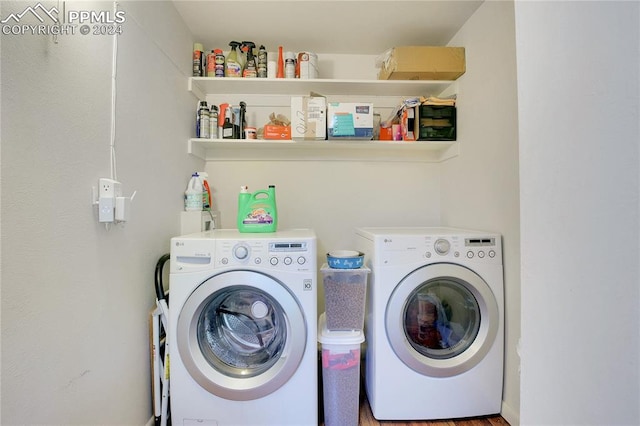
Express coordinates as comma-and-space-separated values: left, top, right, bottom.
319, 381, 510, 426
357, 394, 510, 426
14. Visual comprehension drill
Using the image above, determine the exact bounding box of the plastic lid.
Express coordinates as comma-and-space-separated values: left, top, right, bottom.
317, 313, 365, 345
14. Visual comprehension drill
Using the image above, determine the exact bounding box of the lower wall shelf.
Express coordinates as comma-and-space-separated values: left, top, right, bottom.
188, 139, 459, 162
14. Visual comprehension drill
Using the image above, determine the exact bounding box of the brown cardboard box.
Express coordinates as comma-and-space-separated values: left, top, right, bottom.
377, 46, 466, 81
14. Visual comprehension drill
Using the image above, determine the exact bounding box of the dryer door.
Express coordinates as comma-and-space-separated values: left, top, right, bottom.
176, 270, 307, 400
386, 263, 499, 377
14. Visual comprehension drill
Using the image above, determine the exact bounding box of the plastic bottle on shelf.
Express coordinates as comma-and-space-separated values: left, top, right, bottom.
198, 172, 212, 210
226, 41, 242, 77
184, 173, 203, 211
276, 46, 285, 78
242, 41, 257, 78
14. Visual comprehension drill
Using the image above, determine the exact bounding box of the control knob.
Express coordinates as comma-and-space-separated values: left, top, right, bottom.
434, 238, 451, 255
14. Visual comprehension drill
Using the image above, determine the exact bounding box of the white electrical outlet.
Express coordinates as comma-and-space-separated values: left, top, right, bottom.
98, 178, 121, 223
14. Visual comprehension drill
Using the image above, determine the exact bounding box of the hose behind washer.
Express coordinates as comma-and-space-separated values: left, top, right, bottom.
155, 253, 170, 302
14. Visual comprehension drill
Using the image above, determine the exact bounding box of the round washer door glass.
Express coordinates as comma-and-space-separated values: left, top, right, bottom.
177, 270, 307, 400
386, 263, 499, 377
198, 286, 286, 377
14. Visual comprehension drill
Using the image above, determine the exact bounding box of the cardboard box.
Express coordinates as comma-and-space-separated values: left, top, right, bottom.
263, 124, 291, 140
327, 102, 374, 140
291, 96, 327, 140
377, 46, 466, 81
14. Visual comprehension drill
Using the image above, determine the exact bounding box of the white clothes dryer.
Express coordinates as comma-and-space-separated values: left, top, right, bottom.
355, 227, 504, 420
169, 229, 317, 425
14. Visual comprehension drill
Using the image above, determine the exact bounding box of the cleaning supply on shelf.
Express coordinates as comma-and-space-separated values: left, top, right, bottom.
206, 50, 216, 77
209, 105, 218, 139
226, 41, 242, 77
284, 51, 296, 78
214, 49, 226, 77
237, 185, 278, 233
239, 102, 247, 139
276, 46, 285, 78
184, 173, 203, 211
193, 43, 204, 76
198, 172, 212, 210
196, 101, 210, 138
242, 41, 257, 78
257, 45, 268, 78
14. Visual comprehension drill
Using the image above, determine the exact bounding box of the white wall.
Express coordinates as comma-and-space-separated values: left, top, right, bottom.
0, 1, 200, 424
515, 1, 640, 425
442, 1, 521, 423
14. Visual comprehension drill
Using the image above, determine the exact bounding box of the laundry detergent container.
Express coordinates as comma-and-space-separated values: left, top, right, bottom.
318, 313, 365, 426
321, 264, 370, 331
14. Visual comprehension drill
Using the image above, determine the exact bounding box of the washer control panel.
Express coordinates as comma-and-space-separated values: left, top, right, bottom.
216, 239, 311, 271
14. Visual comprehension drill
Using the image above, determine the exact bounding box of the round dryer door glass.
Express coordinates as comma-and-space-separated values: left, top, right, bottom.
198, 285, 286, 377
403, 279, 480, 359
386, 263, 499, 377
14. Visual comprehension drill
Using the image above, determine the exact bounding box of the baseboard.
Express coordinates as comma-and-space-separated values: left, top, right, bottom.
501, 400, 520, 425
144, 416, 155, 426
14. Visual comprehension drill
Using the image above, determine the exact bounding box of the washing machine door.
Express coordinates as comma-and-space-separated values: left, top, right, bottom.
386, 263, 499, 377
176, 270, 307, 400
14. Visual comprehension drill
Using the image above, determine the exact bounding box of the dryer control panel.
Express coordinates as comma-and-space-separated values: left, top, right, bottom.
362, 232, 502, 267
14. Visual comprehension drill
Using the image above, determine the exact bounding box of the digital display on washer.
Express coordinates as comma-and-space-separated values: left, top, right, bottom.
269, 242, 307, 252
465, 238, 495, 247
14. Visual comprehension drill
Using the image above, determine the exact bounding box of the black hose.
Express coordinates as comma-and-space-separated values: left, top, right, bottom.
155, 253, 170, 301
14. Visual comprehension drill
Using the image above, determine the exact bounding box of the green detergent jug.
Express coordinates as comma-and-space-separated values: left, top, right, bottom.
237, 185, 278, 233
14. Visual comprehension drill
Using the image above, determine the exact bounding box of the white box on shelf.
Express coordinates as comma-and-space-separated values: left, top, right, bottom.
291, 96, 327, 140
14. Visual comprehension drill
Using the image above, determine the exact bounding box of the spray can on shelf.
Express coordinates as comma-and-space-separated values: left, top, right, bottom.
214, 49, 226, 77
193, 43, 204, 76
257, 45, 268, 78
209, 105, 219, 139
285, 51, 296, 79
206, 50, 217, 77
184, 173, 203, 211
196, 101, 210, 138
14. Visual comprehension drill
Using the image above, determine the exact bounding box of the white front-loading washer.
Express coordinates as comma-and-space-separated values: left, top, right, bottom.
169, 229, 317, 425
355, 227, 504, 420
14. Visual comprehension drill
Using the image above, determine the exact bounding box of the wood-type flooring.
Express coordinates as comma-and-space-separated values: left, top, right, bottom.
356, 394, 510, 426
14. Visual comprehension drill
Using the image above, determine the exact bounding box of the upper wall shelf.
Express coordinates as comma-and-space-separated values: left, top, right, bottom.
188, 138, 459, 163
188, 77, 456, 99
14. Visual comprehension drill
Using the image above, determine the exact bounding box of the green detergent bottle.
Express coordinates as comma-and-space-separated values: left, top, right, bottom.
237, 185, 278, 233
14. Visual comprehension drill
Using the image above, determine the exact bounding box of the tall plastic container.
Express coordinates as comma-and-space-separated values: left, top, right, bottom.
237, 185, 278, 233
321, 264, 370, 331
184, 173, 203, 211
318, 313, 364, 426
